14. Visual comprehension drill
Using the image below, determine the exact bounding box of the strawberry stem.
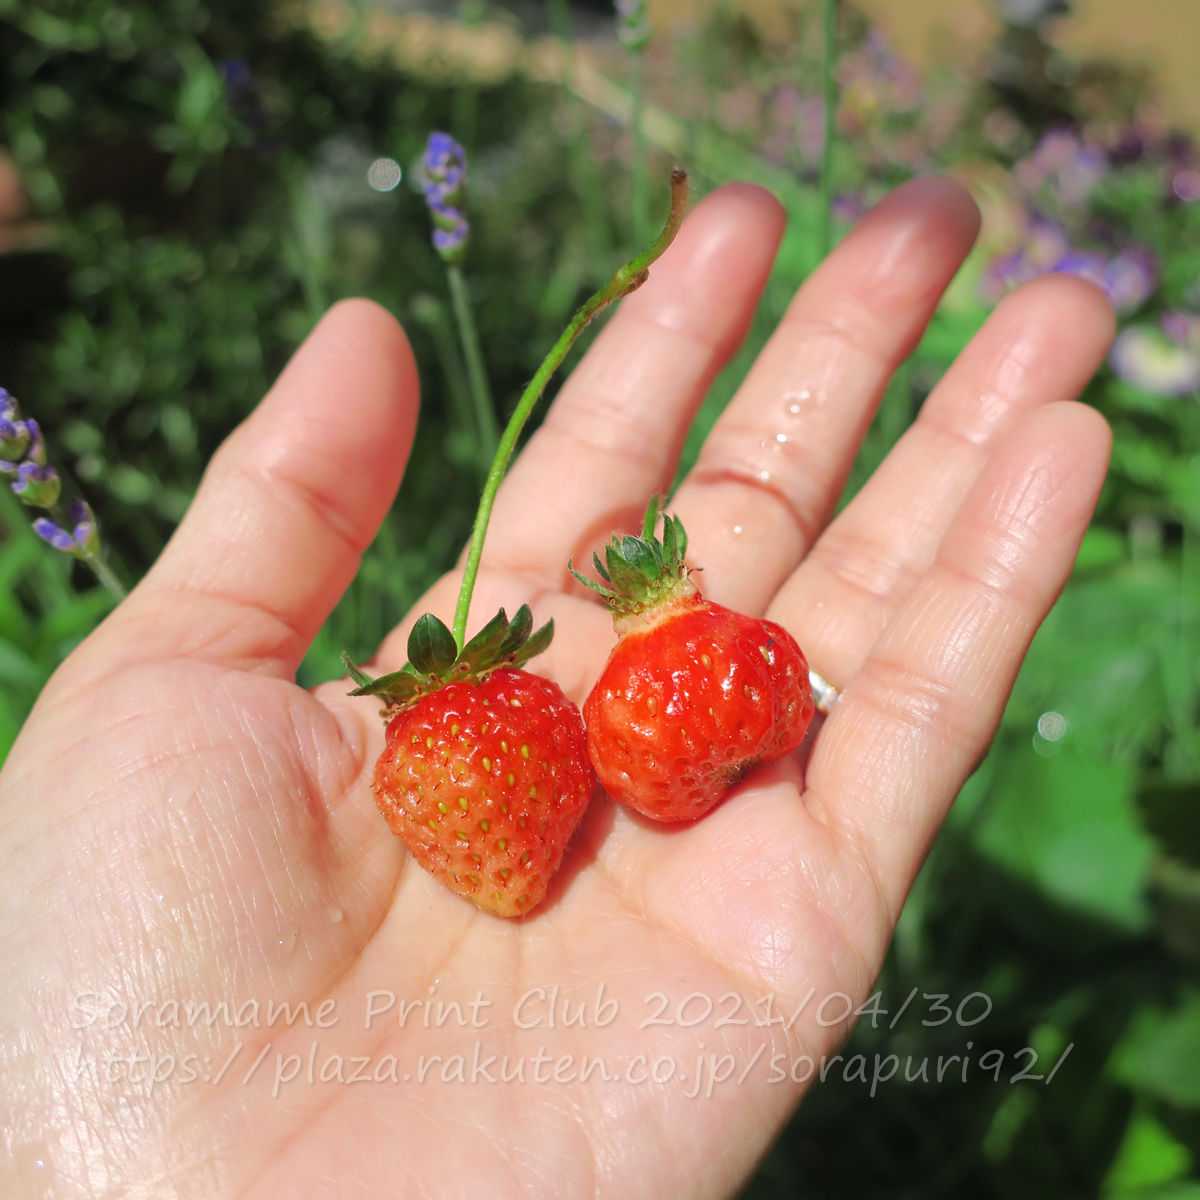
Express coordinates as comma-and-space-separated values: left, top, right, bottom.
450, 166, 690, 650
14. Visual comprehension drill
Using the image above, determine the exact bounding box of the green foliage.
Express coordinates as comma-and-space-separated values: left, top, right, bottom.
2, 1, 1198, 1195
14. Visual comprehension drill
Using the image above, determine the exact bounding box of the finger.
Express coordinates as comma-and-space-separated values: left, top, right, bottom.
669, 177, 981, 614
129, 300, 419, 675
806, 402, 1111, 913
481, 182, 786, 585
770, 274, 1115, 683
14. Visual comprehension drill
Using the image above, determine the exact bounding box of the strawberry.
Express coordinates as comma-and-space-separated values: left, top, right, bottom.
346, 607, 593, 918
574, 500, 815, 823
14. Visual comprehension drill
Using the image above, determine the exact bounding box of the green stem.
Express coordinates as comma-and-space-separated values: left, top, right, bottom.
818, 0, 839, 260
446, 264, 500, 468
81, 550, 127, 602
451, 167, 690, 650
630, 51, 648, 243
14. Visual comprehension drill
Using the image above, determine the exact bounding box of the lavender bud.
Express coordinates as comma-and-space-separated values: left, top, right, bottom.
421, 132, 471, 264
12, 461, 62, 508
32, 500, 99, 558
0, 415, 29, 462
616, 0, 650, 51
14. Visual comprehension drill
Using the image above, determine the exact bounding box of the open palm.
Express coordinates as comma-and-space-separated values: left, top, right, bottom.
0, 179, 1114, 1199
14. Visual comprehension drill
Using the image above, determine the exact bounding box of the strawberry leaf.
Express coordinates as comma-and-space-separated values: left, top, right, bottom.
459, 608, 510, 672
347, 665, 425, 702
341, 652, 376, 690
499, 604, 533, 657
572, 495, 696, 617
408, 613, 458, 676
511, 618, 554, 666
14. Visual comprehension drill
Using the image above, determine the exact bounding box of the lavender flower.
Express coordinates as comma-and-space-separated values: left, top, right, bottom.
1170, 167, 1200, 204
1016, 130, 1108, 208
1103, 246, 1158, 313
831, 193, 868, 225
1162, 312, 1200, 349
1110, 326, 1200, 397
0, 389, 114, 587
1052, 250, 1109, 292
980, 249, 1040, 302
615, 0, 650, 52
420, 132, 470, 264
33, 500, 99, 556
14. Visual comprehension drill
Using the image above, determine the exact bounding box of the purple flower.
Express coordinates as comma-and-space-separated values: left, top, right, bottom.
33, 500, 99, 557
1170, 167, 1200, 204
1025, 213, 1070, 268
11, 460, 61, 507
1048, 247, 1156, 313
0, 390, 107, 559
1052, 251, 1107, 292
1017, 130, 1108, 208
0, 414, 30, 460
421, 132, 470, 264
1110, 326, 1200, 396
980, 249, 1040, 302
831, 193, 867, 224
1103, 246, 1158, 313
1162, 312, 1200, 349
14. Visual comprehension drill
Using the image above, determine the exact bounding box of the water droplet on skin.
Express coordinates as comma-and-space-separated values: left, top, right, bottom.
328, 906, 344, 925
774, 432, 790, 445
756, 468, 771, 483
731, 524, 744, 537
783, 387, 813, 417
278, 930, 298, 955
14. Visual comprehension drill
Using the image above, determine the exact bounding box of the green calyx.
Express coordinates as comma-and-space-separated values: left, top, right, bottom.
342, 604, 552, 712
569, 495, 695, 617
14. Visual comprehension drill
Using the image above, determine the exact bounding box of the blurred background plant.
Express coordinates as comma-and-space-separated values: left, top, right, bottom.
1, 0, 1198, 1194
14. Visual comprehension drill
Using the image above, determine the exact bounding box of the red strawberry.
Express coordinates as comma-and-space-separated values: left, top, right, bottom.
574, 501, 814, 822
346, 607, 593, 918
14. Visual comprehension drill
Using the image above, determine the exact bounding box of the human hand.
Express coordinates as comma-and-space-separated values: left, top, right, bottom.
0, 178, 1113, 1199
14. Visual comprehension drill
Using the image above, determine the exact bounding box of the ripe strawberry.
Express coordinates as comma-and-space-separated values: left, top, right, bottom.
346, 607, 593, 918
574, 500, 815, 822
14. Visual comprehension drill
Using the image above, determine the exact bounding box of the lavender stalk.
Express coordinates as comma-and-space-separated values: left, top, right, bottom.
0, 388, 126, 600
420, 132, 499, 468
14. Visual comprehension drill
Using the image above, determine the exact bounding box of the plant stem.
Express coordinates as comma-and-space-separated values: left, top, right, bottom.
451, 168, 690, 650
818, 0, 839, 261
446, 264, 500, 469
630, 50, 648, 243
82, 551, 127, 602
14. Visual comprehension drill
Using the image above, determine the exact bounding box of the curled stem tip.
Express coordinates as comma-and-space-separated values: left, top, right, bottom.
450, 167, 690, 650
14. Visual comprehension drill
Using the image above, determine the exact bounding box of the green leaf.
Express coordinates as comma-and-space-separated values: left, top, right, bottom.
1102, 1109, 1193, 1194
662, 515, 678, 564
340, 652, 374, 690
972, 752, 1153, 932
605, 549, 648, 595
407, 613, 457, 676
348, 667, 424, 703
641, 494, 661, 539
458, 608, 510, 673
511, 619, 553, 666
1109, 990, 1200, 1108
499, 604, 533, 658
